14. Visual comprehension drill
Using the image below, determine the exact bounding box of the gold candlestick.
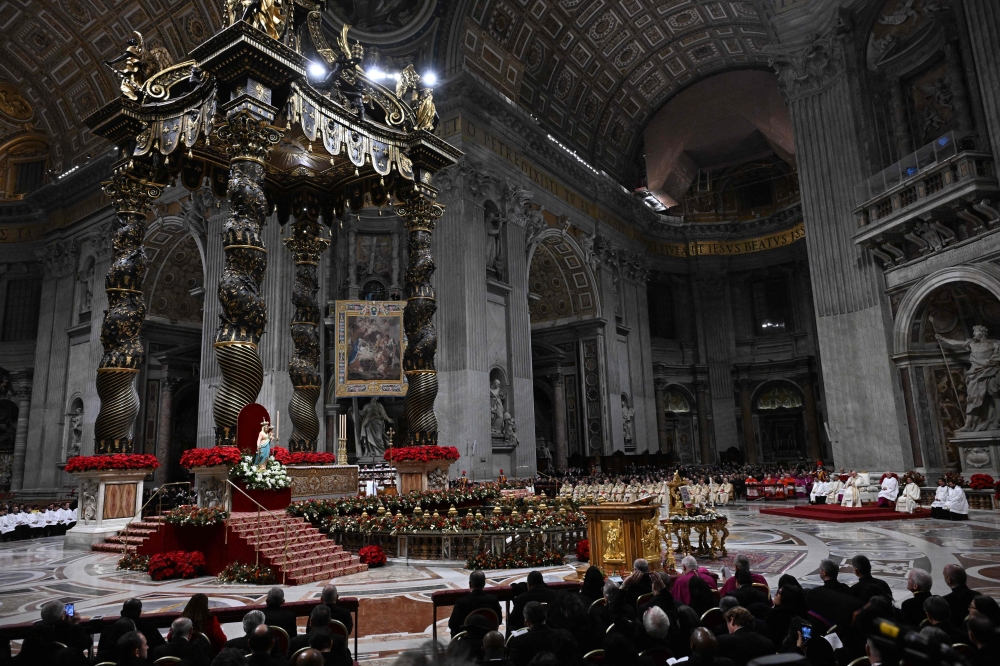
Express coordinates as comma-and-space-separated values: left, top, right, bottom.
337, 413, 348, 464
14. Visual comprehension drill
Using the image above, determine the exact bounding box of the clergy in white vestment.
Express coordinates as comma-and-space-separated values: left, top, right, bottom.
841, 471, 863, 507
719, 480, 734, 505
877, 472, 899, 508
810, 476, 829, 504
896, 477, 921, 513
945, 481, 970, 521
825, 477, 843, 504
930, 478, 950, 519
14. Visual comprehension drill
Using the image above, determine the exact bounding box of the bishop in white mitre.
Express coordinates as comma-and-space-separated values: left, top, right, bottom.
877, 472, 899, 508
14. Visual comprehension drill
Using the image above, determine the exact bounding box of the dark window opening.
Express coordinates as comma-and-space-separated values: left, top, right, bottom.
361, 279, 386, 301
647, 284, 675, 339
752, 278, 791, 336
2, 278, 42, 341
738, 180, 774, 210
13, 161, 46, 196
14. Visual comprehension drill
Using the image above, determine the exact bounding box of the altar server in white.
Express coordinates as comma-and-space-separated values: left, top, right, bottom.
877, 472, 899, 508
896, 476, 922, 514
945, 480, 969, 521
825, 476, 843, 505
930, 478, 950, 519
810, 474, 829, 504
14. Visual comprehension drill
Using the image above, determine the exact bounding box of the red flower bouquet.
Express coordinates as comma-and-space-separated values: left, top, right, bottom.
969, 473, 995, 490
147, 551, 205, 581
358, 544, 387, 567
384, 446, 461, 463
576, 538, 590, 562
65, 454, 160, 473
179, 446, 242, 469
272, 447, 337, 465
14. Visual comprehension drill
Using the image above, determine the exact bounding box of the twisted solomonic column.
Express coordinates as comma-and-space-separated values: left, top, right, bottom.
284, 195, 329, 451
394, 185, 445, 445
212, 111, 281, 445
94, 163, 163, 454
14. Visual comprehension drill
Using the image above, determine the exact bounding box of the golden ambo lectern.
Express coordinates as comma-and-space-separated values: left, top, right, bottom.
579, 500, 665, 575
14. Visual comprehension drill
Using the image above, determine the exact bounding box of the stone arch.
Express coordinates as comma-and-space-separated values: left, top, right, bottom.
527, 231, 600, 324
144, 216, 205, 325
661, 383, 696, 463
893, 265, 1000, 355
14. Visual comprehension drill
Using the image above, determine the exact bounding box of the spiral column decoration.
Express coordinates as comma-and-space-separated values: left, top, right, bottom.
284, 194, 330, 451
94, 162, 163, 454
212, 111, 282, 445
394, 184, 445, 445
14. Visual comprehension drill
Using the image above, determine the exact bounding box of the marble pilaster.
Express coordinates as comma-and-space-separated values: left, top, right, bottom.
196, 208, 228, 448
962, 0, 1000, 163
551, 372, 567, 471
9, 374, 31, 491
154, 374, 181, 485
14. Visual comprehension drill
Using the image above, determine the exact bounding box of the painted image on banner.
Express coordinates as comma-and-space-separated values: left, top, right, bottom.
347, 315, 402, 381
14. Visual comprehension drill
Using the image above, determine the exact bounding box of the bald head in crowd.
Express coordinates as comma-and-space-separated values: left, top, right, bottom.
292, 647, 325, 666
691, 627, 720, 657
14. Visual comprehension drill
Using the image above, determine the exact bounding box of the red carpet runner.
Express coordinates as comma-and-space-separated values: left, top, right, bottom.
758, 503, 926, 523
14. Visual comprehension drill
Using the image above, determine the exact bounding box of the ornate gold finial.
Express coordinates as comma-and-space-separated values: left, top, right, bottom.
225, 0, 285, 41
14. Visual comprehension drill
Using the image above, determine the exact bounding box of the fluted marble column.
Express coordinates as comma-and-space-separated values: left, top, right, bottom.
154, 374, 181, 484
196, 207, 228, 448
551, 372, 567, 472
654, 379, 669, 456
963, 0, 1000, 163
738, 380, 757, 465
9, 373, 32, 491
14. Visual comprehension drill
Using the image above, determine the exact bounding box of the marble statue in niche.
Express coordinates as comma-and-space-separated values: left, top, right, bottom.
359, 397, 393, 457
490, 378, 505, 435
79, 263, 95, 316
67, 406, 83, 458
502, 411, 519, 449
621, 394, 635, 445
937, 325, 1000, 431
485, 203, 505, 281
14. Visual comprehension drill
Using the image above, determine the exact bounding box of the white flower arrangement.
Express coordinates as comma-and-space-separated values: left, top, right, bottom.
670, 512, 723, 523
229, 455, 292, 490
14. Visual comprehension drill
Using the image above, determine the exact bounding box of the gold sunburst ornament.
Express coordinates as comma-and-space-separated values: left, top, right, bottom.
225, 0, 286, 41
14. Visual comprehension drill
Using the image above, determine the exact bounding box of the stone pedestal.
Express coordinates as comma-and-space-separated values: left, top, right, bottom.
287, 464, 359, 499
64, 469, 148, 550
395, 460, 454, 495
950, 431, 1000, 477
191, 466, 232, 510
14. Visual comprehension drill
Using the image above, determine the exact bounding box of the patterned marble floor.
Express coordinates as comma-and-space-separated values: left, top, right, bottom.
1, 501, 998, 663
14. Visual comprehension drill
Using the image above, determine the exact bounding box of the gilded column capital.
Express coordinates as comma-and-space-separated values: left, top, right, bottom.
215, 110, 282, 163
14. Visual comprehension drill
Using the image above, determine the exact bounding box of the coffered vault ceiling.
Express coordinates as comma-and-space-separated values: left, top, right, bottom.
0, 0, 773, 183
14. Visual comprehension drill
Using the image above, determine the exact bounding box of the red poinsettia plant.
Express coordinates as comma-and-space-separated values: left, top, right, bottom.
179, 446, 243, 469
384, 446, 461, 463
65, 454, 160, 473
272, 447, 337, 465
576, 538, 590, 562
147, 551, 206, 581
358, 544, 387, 567
969, 474, 995, 490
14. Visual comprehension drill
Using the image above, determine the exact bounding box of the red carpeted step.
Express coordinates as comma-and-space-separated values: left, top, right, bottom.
759, 504, 927, 523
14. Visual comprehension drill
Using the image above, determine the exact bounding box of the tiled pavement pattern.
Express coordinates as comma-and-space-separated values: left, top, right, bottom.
0, 501, 997, 662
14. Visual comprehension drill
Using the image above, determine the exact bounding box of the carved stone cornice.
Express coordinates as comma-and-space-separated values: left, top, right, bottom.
92, 220, 116, 261
432, 156, 499, 201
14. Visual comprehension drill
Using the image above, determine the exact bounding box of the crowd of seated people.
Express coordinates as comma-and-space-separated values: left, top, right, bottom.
437, 554, 999, 666
0, 502, 76, 541
4, 583, 354, 666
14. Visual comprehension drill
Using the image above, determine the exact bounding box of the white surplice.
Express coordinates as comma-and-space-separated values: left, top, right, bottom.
878, 476, 899, 502
896, 482, 921, 513
946, 486, 969, 515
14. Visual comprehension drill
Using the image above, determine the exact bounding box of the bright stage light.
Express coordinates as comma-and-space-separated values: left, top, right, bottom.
369, 69, 386, 81
423, 71, 437, 86
307, 62, 327, 79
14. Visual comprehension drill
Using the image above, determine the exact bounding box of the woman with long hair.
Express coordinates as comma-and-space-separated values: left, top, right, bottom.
171, 593, 227, 654
579, 565, 606, 604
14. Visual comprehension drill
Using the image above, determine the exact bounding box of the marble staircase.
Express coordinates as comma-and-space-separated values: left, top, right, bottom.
91, 512, 368, 584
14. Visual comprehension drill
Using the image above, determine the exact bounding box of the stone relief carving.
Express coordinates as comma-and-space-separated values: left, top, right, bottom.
767, 21, 846, 98
44, 239, 81, 277
621, 394, 635, 446
432, 156, 498, 200
502, 411, 519, 449
199, 476, 226, 508
78, 263, 95, 315
93, 221, 115, 261
427, 466, 448, 490
490, 378, 505, 435
965, 447, 991, 468
81, 480, 98, 522
937, 325, 1000, 431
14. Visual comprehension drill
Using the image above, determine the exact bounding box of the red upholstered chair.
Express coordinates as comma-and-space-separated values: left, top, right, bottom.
329, 619, 350, 641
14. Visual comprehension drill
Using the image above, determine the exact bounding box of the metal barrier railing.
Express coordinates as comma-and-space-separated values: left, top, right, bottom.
223, 479, 290, 584
118, 481, 192, 552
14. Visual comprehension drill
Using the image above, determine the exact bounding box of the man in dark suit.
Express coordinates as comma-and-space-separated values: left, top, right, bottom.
224, 610, 266, 653
148, 617, 211, 666
320, 585, 353, 636
717, 607, 775, 666
923, 595, 968, 645
817, 558, 852, 595
115, 631, 151, 666
37, 600, 91, 652
307, 627, 352, 666
289, 605, 331, 658
508, 571, 557, 630
726, 570, 771, 610
120, 598, 165, 653
849, 555, 893, 604
247, 625, 288, 666
448, 570, 503, 637
900, 569, 933, 627
943, 564, 982, 625
264, 587, 299, 644
506, 601, 581, 666
689, 627, 736, 666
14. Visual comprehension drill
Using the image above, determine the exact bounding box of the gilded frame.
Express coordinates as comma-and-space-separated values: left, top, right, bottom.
333, 300, 407, 397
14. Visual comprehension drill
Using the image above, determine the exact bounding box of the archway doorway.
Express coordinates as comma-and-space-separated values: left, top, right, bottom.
753, 382, 806, 463
170, 389, 199, 482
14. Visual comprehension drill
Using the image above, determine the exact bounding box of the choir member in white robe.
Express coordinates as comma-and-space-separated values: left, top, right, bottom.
0, 511, 12, 542
810, 477, 829, 504
877, 473, 899, 508
719, 480, 734, 505
930, 478, 950, 519
945, 481, 969, 521
896, 477, 921, 513
841, 471, 863, 507
825, 477, 843, 504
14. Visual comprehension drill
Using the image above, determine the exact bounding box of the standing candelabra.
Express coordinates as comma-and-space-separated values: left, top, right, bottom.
338, 413, 349, 465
